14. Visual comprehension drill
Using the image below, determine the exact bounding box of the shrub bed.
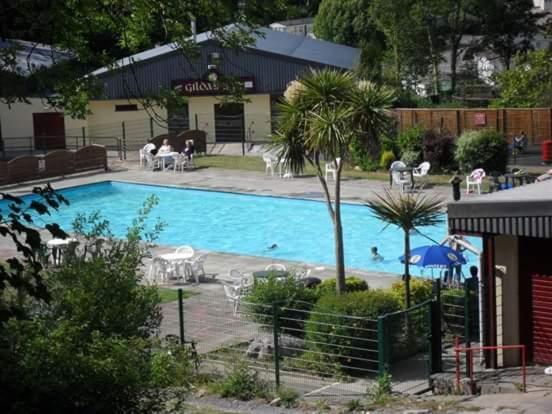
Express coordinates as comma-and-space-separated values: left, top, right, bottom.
454, 129, 509, 173
315, 276, 368, 296
244, 275, 318, 335
303, 290, 401, 373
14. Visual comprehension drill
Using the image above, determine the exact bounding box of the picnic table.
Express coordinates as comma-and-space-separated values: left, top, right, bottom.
147, 251, 195, 283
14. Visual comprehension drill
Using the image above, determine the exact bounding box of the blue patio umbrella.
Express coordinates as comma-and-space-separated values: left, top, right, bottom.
399, 245, 466, 268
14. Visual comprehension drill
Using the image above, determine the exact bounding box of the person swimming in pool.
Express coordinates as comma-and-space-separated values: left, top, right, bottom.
371, 246, 384, 262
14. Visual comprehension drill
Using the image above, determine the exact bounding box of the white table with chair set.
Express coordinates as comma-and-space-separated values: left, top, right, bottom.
147, 245, 207, 284
140, 143, 195, 172
389, 160, 431, 193
221, 263, 318, 316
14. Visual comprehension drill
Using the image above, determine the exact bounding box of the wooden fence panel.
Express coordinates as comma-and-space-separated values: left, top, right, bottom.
395, 108, 552, 144
7, 155, 41, 183
42, 150, 75, 178
0, 161, 7, 185
74, 145, 107, 172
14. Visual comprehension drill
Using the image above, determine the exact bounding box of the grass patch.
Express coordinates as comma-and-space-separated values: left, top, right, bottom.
194, 155, 453, 185
157, 288, 196, 303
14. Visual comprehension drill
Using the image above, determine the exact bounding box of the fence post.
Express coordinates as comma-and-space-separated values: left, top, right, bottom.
149, 117, 154, 138
272, 302, 280, 388
464, 280, 472, 378
121, 121, 127, 160
429, 299, 442, 374
377, 315, 387, 376
178, 289, 185, 345
81, 126, 86, 147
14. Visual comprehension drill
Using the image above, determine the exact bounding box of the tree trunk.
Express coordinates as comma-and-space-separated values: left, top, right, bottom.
334, 166, 346, 294
404, 230, 411, 309
450, 47, 458, 95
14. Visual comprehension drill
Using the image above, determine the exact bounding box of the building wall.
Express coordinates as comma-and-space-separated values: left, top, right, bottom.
494, 235, 520, 366
188, 94, 272, 143
0, 99, 86, 153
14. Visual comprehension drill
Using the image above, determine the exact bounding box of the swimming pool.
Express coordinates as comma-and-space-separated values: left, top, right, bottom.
10, 181, 479, 275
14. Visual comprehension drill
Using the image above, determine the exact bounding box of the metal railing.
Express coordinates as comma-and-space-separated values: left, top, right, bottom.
0, 135, 122, 160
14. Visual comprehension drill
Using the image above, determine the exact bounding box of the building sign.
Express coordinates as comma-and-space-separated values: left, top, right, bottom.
474, 112, 487, 126
172, 77, 255, 96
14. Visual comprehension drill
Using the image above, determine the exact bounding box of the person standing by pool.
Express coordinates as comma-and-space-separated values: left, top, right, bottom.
371, 246, 384, 262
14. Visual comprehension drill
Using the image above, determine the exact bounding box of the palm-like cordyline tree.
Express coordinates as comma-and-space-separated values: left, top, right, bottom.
366, 189, 444, 308
274, 69, 395, 294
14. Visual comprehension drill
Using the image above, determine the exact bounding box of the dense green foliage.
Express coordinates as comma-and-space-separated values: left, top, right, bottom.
455, 129, 509, 173
304, 290, 401, 371
315, 276, 368, 296
390, 279, 433, 307
214, 361, 270, 401
493, 50, 552, 108
421, 129, 456, 172
397, 126, 424, 155
379, 150, 396, 170
0, 195, 201, 413
244, 275, 319, 334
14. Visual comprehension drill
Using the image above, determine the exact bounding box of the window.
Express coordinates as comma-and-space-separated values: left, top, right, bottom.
115, 104, 138, 112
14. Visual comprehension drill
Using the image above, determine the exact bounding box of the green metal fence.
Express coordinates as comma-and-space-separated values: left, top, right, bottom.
377, 299, 440, 394
440, 278, 479, 346
163, 288, 442, 399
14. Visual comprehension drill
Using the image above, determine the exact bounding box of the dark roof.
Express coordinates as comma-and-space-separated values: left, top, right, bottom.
447, 180, 552, 239
92, 26, 359, 77
0, 39, 72, 76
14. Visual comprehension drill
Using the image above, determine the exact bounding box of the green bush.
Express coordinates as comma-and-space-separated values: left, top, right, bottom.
150, 339, 200, 388
400, 150, 421, 166
315, 276, 368, 296
454, 129, 509, 173
422, 129, 456, 171
244, 275, 319, 335
390, 279, 433, 308
216, 360, 269, 401
4, 320, 158, 414
397, 126, 423, 155
379, 150, 396, 170
304, 290, 401, 372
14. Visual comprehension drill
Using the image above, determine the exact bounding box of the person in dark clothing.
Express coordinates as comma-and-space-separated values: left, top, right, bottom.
184, 139, 195, 160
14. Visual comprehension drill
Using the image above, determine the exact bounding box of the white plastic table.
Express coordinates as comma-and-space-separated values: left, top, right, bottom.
155, 152, 178, 170
46, 237, 78, 265
147, 251, 195, 284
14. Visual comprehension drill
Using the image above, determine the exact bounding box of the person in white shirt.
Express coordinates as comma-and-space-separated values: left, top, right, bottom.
158, 139, 172, 154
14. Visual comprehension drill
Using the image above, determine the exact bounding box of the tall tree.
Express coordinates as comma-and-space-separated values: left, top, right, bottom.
366, 190, 443, 309
494, 50, 552, 107
370, 0, 429, 88
314, 0, 386, 79
0, 0, 299, 119
473, 0, 545, 69
274, 69, 394, 294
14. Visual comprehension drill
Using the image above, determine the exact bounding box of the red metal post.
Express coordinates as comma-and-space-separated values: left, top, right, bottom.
522, 345, 527, 393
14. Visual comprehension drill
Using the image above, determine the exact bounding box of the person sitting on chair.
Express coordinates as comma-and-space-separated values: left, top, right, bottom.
183, 139, 195, 160
158, 139, 173, 169
371, 246, 384, 262
512, 131, 528, 153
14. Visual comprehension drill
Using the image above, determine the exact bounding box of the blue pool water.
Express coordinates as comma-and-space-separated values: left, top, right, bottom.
8, 181, 479, 275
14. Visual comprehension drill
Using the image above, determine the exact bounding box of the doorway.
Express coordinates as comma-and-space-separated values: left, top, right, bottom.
33, 112, 66, 150
214, 103, 244, 142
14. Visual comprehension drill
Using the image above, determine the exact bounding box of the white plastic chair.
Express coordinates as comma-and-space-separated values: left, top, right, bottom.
229, 269, 243, 284
144, 151, 161, 170
325, 158, 341, 181
263, 153, 276, 176
390, 160, 412, 193
265, 263, 287, 272
413, 162, 431, 188
175, 245, 194, 258
466, 168, 486, 194
294, 265, 311, 280
240, 273, 255, 293
172, 153, 188, 173
139, 149, 146, 168
186, 253, 207, 283
222, 280, 243, 316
